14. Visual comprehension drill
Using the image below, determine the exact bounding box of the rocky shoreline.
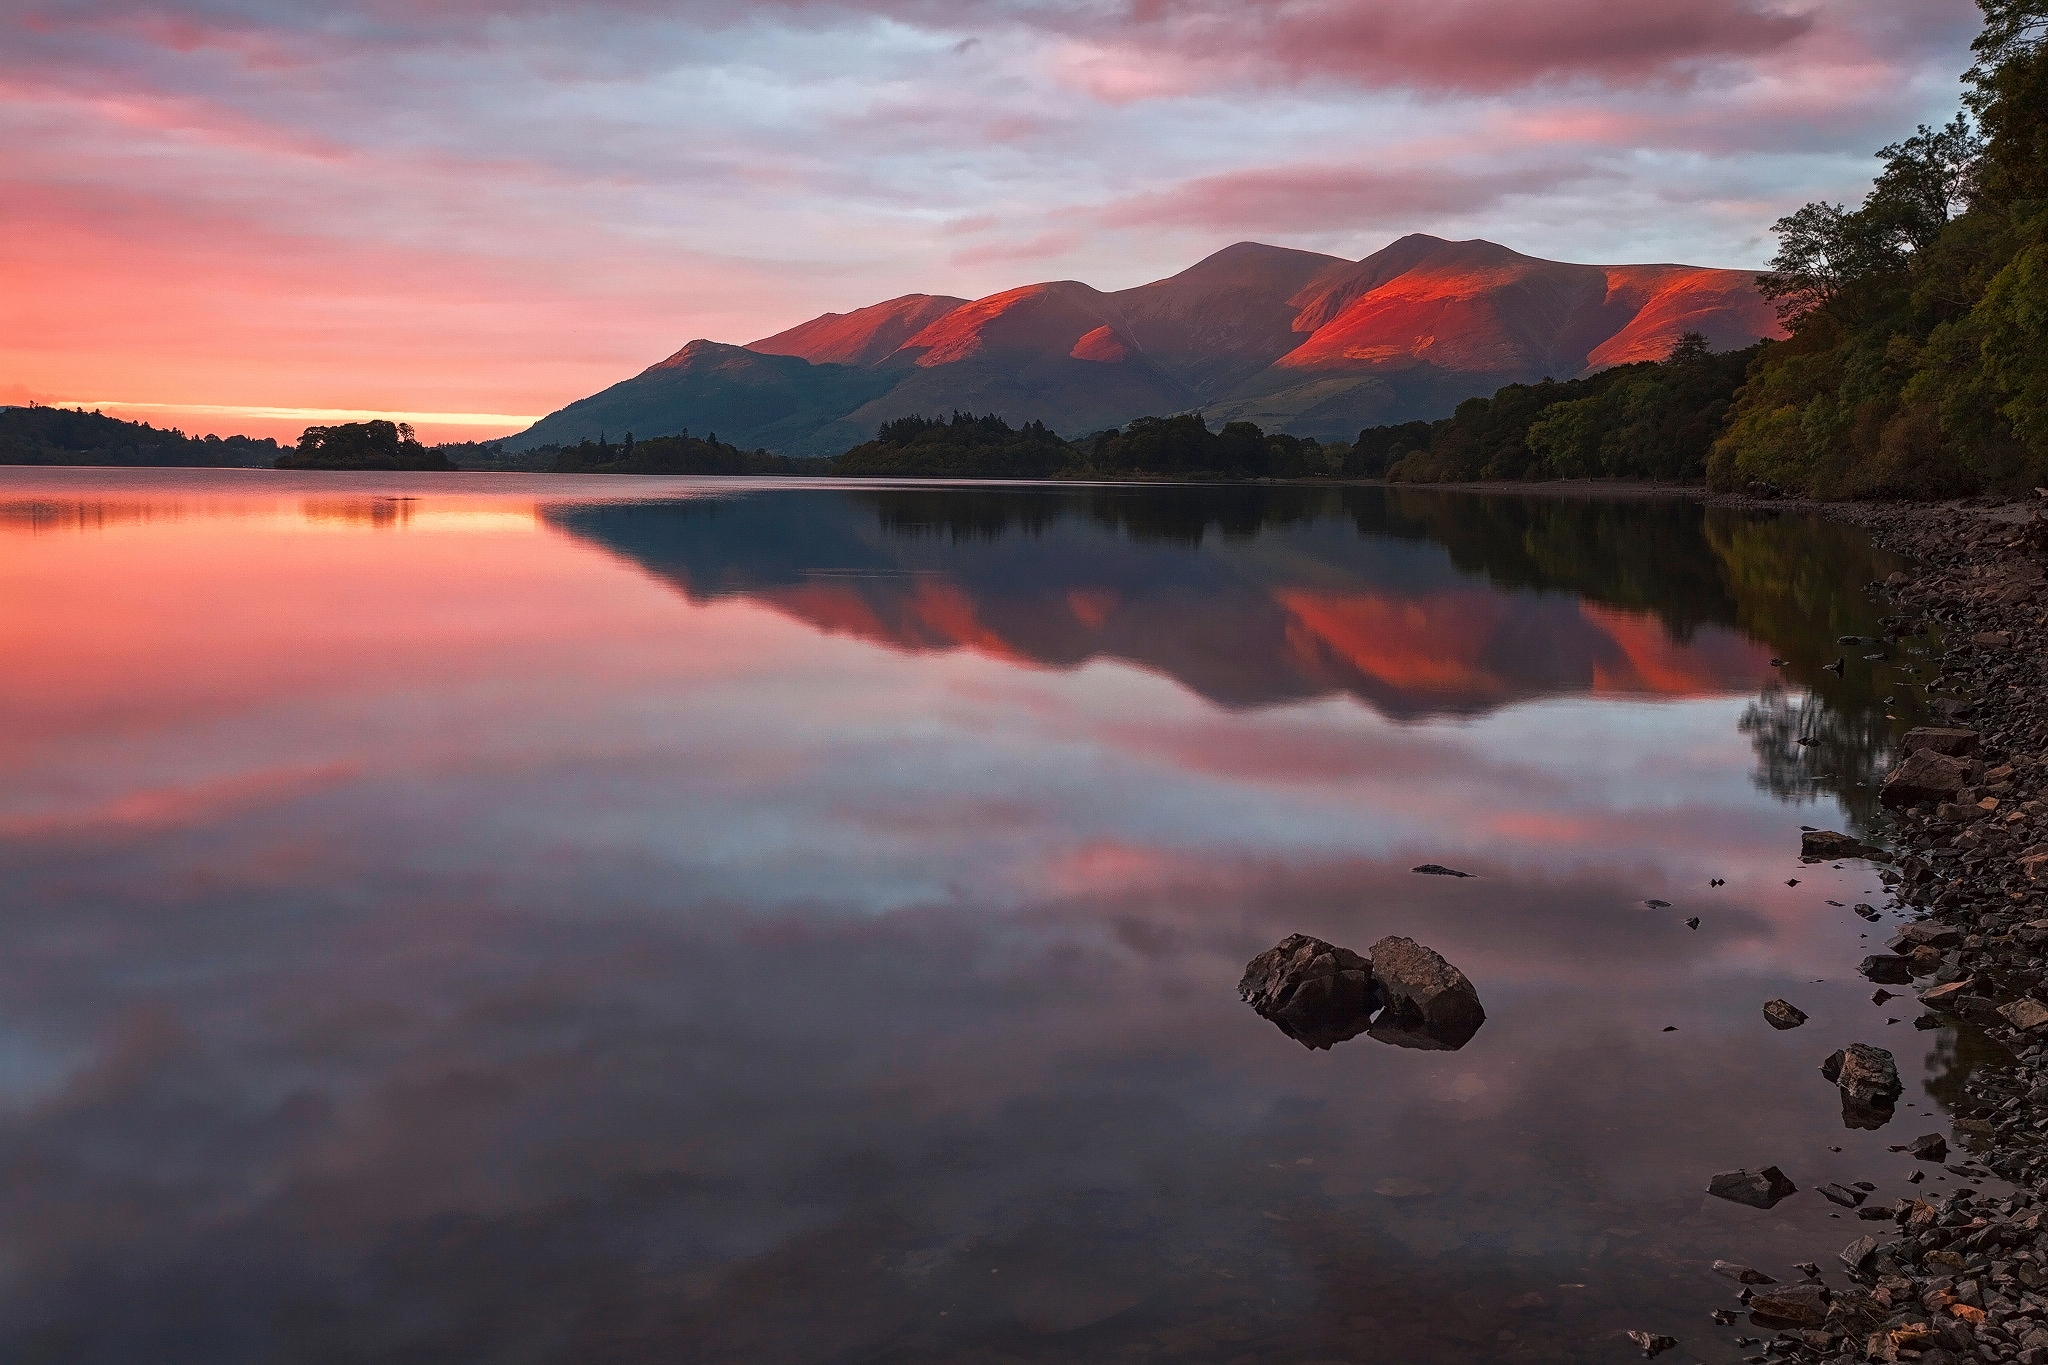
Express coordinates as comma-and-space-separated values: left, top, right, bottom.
1680, 493, 2048, 1365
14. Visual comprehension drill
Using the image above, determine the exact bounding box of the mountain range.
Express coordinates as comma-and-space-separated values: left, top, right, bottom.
510, 235, 1781, 455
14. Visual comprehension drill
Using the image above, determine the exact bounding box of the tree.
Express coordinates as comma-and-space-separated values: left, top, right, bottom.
1865, 116, 1984, 253
1757, 203, 1871, 326
1966, 0, 2048, 97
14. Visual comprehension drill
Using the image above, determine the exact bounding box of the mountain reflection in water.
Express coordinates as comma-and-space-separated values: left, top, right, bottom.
0, 472, 1933, 1365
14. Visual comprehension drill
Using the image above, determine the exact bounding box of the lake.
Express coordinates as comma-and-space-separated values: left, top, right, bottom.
0, 469, 1965, 1363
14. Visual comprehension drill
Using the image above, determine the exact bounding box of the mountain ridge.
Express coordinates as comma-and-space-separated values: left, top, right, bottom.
511, 235, 1780, 455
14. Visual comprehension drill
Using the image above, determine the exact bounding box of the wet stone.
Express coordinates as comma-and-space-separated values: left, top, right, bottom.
1902, 727, 1982, 758
1764, 999, 1809, 1030
1708, 1167, 1798, 1209
1824, 1044, 1903, 1127
1746, 1282, 1831, 1328
1237, 934, 1378, 1051
1713, 1260, 1777, 1284
1881, 748, 1976, 808
1366, 935, 1486, 1051
1862, 955, 1915, 984
2000, 997, 2048, 1032
1803, 829, 1891, 861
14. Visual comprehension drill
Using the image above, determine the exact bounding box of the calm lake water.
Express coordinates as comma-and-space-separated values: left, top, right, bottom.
0, 469, 1971, 1363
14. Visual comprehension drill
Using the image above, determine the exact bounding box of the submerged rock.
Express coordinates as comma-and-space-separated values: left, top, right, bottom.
1708, 1166, 1797, 1209
1236, 934, 1378, 1051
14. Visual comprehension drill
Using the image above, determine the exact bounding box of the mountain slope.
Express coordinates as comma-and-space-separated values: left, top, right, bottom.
510, 235, 1782, 453
747, 294, 969, 367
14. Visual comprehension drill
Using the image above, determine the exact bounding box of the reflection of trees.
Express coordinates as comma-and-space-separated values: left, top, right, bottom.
1740, 684, 1895, 830
554, 484, 1922, 818
1923, 1027, 2010, 1119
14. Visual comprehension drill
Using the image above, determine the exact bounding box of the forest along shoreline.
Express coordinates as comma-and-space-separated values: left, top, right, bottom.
1666, 490, 2048, 1365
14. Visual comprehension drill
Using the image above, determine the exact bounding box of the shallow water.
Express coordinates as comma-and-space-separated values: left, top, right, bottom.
0, 469, 1975, 1363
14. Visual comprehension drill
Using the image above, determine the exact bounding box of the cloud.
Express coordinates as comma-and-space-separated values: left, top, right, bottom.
1096, 160, 1598, 233
1058, 0, 1819, 97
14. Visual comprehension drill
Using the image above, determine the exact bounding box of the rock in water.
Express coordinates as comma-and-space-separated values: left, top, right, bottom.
1411, 864, 1475, 878
1763, 999, 1809, 1030
1712, 1260, 1776, 1284
1707, 1166, 1797, 1208
1747, 1283, 1831, 1328
1901, 1132, 1947, 1162
1625, 1330, 1677, 1358
1859, 954, 1914, 984
1801, 829, 1891, 861
1367, 935, 1487, 1050
1237, 934, 1378, 1051
1823, 1044, 1903, 1127
1879, 748, 1974, 808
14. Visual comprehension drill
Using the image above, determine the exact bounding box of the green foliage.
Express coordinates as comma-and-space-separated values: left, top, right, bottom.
278, 420, 454, 471
1708, 1, 2048, 498
1370, 335, 1759, 484
549, 428, 805, 474
832, 412, 1077, 477
1083, 413, 1341, 479
0, 405, 280, 467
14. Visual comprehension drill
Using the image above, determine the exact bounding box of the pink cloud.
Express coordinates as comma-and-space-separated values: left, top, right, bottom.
1098, 161, 1595, 234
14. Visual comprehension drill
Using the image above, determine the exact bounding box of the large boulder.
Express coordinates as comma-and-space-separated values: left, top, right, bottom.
1823, 1043, 1902, 1127
1880, 749, 1974, 808
1237, 934, 1378, 1050
1748, 1283, 1831, 1328
1902, 727, 1981, 757
1801, 829, 1890, 862
1367, 935, 1487, 1050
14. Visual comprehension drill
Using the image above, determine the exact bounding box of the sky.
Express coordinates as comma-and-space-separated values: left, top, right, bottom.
1, 0, 1985, 442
